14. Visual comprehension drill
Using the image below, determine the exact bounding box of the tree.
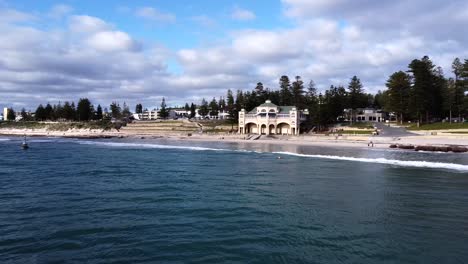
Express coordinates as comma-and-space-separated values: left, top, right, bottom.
209, 98, 219, 117
226, 89, 236, 121
6, 108, 15, 121
54, 102, 63, 120
62, 101, 75, 121
347, 76, 366, 123
44, 103, 53, 120
95, 104, 103, 120
190, 103, 196, 118
198, 98, 209, 117
135, 103, 143, 114
70, 102, 77, 120
20, 108, 27, 120
451, 58, 465, 121
122, 102, 131, 117
347, 76, 366, 109
291, 76, 306, 109
218, 96, 226, 113
77, 98, 93, 121
279, 75, 292, 105
110, 102, 121, 119
385, 71, 411, 123
159, 97, 169, 119
408, 56, 444, 123
184, 103, 190, 112
35, 104, 46, 121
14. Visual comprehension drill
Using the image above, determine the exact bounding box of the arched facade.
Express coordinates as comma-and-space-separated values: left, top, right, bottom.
238, 100, 308, 136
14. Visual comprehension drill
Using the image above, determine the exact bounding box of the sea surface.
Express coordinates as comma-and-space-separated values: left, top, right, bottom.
1, 136, 468, 263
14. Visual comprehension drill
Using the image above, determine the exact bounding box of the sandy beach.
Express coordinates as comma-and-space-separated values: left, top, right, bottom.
2, 127, 468, 151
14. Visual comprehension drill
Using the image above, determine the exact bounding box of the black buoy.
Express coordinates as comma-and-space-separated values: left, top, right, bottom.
21, 135, 29, 150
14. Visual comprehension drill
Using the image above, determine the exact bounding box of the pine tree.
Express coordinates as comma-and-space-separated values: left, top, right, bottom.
159, 98, 169, 119
209, 98, 219, 117
190, 103, 196, 118
96, 104, 103, 120
20, 108, 29, 121
77, 98, 92, 121
35, 104, 46, 121
135, 103, 143, 114
226, 89, 236, 121
451, 58, 465, 121
408, 56, 443, 123
45, 103, 53, 120
110, 102, 121, 119
279, 75, 292, 105
199, 98, 209, 117
385, 71, 411, 123
291, 76, 305, 108
122, 102, 131, 117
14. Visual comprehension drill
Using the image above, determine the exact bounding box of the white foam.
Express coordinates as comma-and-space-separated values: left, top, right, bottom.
78, 141, 231, 152
273, 151, 468, 172
0, 138, 10, 141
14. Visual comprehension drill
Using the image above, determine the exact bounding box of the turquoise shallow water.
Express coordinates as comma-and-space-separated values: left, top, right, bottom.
1, 136, 468, 263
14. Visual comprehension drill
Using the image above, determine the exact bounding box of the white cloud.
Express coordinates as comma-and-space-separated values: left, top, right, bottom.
48, 4, 73, 19
0, 8, 36, 23
1, 1, 468, 110
69, 15, 110, 33
136, 7, 176, 23
86, 31, 139, 52
231, 6, 256, 21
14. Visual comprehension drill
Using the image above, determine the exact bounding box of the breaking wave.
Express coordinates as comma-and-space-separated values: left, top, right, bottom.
75, 140, 468, 172
78, 141, 231, 152
273, 152, 468, 172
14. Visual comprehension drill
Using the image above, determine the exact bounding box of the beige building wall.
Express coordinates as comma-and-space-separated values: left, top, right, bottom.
238, 100, 307, 136
3, 107, 8, 121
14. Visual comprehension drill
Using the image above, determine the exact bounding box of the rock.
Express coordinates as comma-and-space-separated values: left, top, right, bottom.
398, 144, 414, 150
389, 144, 398, 148
451, 146, 468, 153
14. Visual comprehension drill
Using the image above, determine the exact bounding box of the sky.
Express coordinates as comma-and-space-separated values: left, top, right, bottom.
1, 0, 467, 110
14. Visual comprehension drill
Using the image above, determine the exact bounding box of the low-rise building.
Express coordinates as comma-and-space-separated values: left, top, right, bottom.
238, 100, 308, 135
344, 108, 386, 122
136, 109, 159, 120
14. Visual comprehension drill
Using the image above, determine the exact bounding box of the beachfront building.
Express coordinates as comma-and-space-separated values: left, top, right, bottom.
344, 108, 386, 122
238, 100, 308, 135
3, 108, 7, 121
135, 109, 159, 120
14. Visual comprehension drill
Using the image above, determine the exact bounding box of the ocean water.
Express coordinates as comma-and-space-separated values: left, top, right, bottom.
1, 136, 468, 263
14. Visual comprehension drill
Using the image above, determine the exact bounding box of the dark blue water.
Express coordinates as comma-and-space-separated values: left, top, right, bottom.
1, 137, 468, 263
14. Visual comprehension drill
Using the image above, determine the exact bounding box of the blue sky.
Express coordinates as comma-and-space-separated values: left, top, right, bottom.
1, 0, 467, 110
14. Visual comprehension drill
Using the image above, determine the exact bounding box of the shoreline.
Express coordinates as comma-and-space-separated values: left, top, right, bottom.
2, 128, 468, 153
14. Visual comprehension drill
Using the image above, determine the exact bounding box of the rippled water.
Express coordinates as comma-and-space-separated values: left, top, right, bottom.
1, 136, 468, 263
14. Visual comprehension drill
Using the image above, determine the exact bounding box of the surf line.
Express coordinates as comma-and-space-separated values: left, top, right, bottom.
273, 151, 468, 172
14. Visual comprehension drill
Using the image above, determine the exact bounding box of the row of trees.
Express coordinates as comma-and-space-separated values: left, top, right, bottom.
183, 56, 467, 126
381, 56, 468, 124
33, 99, 104, 121
190, 74, 377, 126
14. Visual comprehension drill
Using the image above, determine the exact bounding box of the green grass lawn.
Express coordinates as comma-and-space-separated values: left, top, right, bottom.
344, 122, 374, 129
408, 122, 468, 130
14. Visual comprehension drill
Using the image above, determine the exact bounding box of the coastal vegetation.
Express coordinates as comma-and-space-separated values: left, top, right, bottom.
3, 56, 467, 133
0, 121, 115, 131
407, 122, 468, 131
